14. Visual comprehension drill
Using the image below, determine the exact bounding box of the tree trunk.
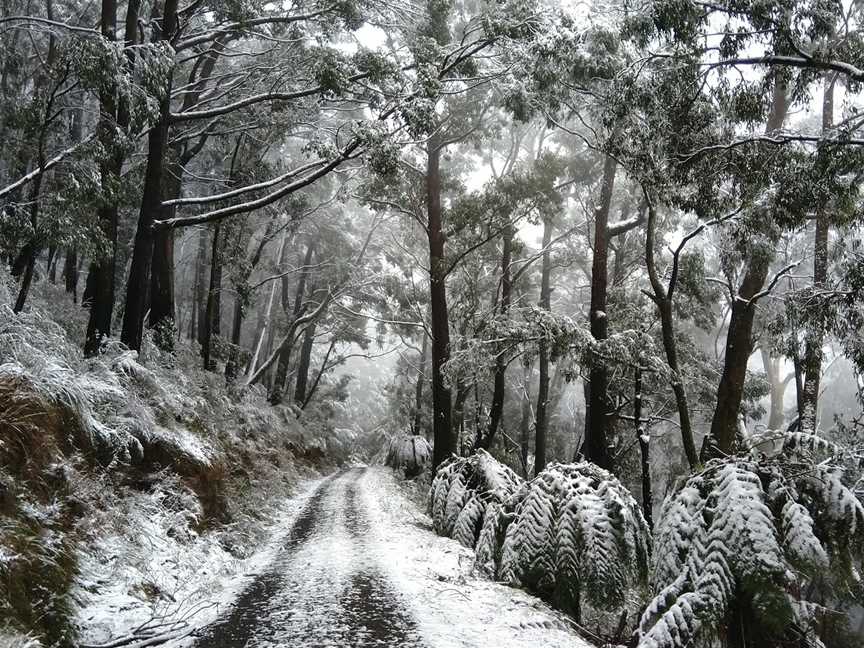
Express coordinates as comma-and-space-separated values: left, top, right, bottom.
705, 254, 771, 458
120, 0, 178, 351
428, 141, 454, 469
760, 346, 788, 431
84, 0, 136, 356
583, 154, 617, 471
147, 157, 181, 349
301, 336, 337, 410
800, 75, 835, 432
645, 199, 699, 469
413, 332, 428, 436
479, 225, 514, 449
193, 227, 208, 343
634, 363, 652, 529
201, 223, 222, 370
704, 77, 788, 459
520, 360, 532, 478
293, 321, 317, 405
534, 216, 553, 475
270, 238, 315, 404
63, 248, 78, 301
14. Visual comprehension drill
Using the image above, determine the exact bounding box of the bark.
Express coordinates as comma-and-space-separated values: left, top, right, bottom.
191, 227, 207, 342
534, 216, 553, 476
293, 321, 317, 405
120, 0, 178, 351
84, 0, 140, 355
800, 75, 835, 432
147, 161, 181, 347
704, 78, 788, 459
428, 141, 454, 469
46, 246, 57, 282
300, 336, 336, 409
634, 364, 652, 529
478, 224, 514, 449
63, 248, 78, 301
644, 199, 699, 469
520, 360, 532, 478
270, 239, 315, 404
705, 254, 771, 458
583, 154, 617, 471
760, 346, 789, 431
201, 223, 222, 370
247, 231, 287, 378
413, 332, 428, 436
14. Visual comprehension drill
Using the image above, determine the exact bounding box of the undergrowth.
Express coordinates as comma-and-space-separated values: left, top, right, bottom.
0, 269, 325, 646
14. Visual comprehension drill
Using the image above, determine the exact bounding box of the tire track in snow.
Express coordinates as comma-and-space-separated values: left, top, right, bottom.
191, 467, 423, 648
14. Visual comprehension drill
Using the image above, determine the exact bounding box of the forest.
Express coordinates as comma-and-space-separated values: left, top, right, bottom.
1, 0, 864, 646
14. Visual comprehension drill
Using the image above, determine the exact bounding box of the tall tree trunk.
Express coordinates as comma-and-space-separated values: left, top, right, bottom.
193, 226, 208, 343
413, 332, 428, 436
13, 181, 43, 313
534, 215, 553, 475
634, 363, 652, 529
147, 157, 181, 349
583, 154, 617, 471
120, 0, 178, 351
63, 248, 78, 301
520, 360, 532, 478
201, 223, 222, 370
800, 75, 835, 432
248, 230, 287, 378
704, 78, 788, 459
479, 225, 514, 449
706, 255, 771, 457
270, 238, 315, 404
84, 0, 134, 355
645, 198, 699, 469
300, 336, 336, 410
46, 246, 57, 282
293, 321, 317, 405
428, 141, 454, 469
761, 346, 788, 431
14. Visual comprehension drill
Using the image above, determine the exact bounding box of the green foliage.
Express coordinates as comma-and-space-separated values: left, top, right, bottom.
496, 462, 651, 618
638, 444, 864, 648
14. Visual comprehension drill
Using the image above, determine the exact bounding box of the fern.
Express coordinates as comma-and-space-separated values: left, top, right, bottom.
637, 457, 864, 648
428, 449, 524, 547
497, 462, 650, 619
384, 434, 431, 476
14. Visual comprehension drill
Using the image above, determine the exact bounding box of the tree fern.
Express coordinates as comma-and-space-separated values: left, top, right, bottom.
385, 434, 431, 476
428, 450, 523, 546
497, 462, 650, 619
637, 453, 864, 648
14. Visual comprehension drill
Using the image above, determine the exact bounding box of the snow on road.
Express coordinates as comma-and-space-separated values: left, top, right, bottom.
173, 465, 592, 648
361, 466, 592, 648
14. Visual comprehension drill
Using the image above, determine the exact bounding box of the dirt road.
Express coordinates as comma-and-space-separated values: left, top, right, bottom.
192, 467, 423, 647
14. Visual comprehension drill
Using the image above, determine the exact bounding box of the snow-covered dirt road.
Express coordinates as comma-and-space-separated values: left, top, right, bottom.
187, 467, 592, 648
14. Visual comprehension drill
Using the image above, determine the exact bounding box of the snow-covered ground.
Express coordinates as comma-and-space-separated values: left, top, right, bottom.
149, 465, 592, 648
73, 476, 325, 645
362, 467, 593, 648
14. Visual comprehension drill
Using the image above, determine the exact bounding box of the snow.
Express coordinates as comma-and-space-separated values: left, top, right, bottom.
361, 467, 595, 648
73, 476, 325, 645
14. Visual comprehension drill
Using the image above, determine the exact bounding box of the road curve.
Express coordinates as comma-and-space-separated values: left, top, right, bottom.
191, 467, 423, 648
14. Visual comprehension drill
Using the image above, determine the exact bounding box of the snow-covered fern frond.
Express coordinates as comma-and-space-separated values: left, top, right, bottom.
498, 462, 650, 619
637, 457, 864, 648
428, 450, 524, 548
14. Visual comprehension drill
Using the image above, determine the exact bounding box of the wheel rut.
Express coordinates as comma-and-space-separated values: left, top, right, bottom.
191, 467, 423, 647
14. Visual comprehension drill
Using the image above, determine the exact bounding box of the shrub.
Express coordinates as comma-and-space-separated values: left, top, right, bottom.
384, 435, 431, 476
